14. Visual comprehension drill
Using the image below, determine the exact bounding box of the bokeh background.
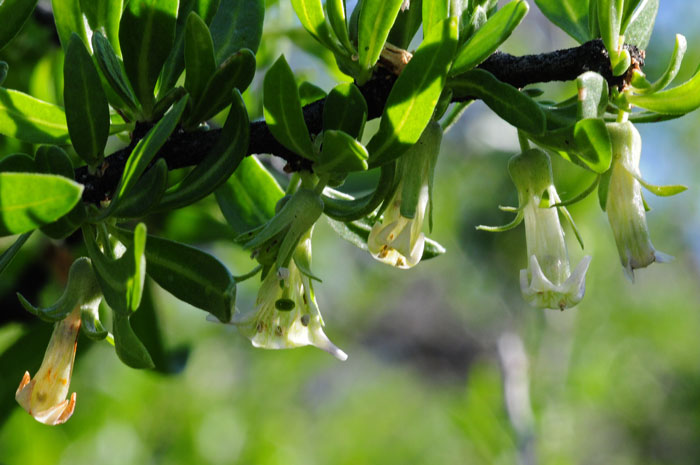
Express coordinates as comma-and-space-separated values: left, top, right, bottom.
2, 1, 700, 464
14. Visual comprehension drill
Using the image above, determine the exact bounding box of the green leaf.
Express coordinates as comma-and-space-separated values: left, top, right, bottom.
450, 68, 546, 135
184, 12, 217, 104
573, 118, 613, 173
64, 34, 110, 166
84, 223, 147, 316
0, 61, 7, 85
158, 90, 249, 211
35, 145, 87, 239
534, 0, 591, 44
627, 67, 700, 115
112, 312, 155, 369
0, 231, 31, 276
104, 96, 188, 218
0, 153, 35, 172
92, 32, 138, 111
80, 0, 123, 55
119, 0, 179, 115
367, 17, 459, 167
323, 83, 367, 139
186, 48, 255, 126
215, 155, 284, 235
451, 0, 529, 75
210, 0, 264, 63
159, 0, 221, 96
291, 0, 339, 51
357, 0, 404, 76
299, 81, 327, 106
315, 130, 369, 173
0, 0, 38, 51
577, 71, 609, 119
386, 0, 423, 50
641, 34, 687, 94
112, 227, 236, 322
327, 0, 355, 52
263, 55, 315, 160
598, 167, 612, 210
0, 88, 69, 144
598, 0, 624, 64
113, 159, 168, 218
52, 0, 89, 50
623, 0, 658, 49
422, 0, 448, 40
0, 173, 83, 236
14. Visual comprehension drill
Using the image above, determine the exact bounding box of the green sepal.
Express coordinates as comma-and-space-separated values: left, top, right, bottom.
323, 83, 367, 139
627, 65, 700, 115
314, 130, 369, 174
476, 209, 524, 232
322, 162, 396, 221
83, 223, 147, 316
630, 172, 687, 197
573, 118, 613, 173
0, 231, 32, 276
598, 167, 613, 211
450, 68, 546, 135
399, 121, 442, 220
558, 204, 585, 250
551, 175, 600, 207
16, 257, 102, 323
112, 312, 155, 369
81, 306, 109, 341
158, 90, 249, 211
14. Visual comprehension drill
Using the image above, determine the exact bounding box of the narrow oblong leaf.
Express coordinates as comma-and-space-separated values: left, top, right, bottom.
263, 55, 315, 160
112, 227, 236, 322
627, 67, 700, 115
215, 156, 284, 235
323, 83, 367, 139
623, 0, 658, 49
64, 34, 110, 166
210, 0, 264, 63
299, 81, 327, 106
119, 0, 179, 114
386, 0, 423, 50
315, 130, 369, 173
0, 173, 83, 236
186, 48, 255, 126
0, 88, 69, 144
449, 68, 546, 135
451, 0, 529, 75
92, 32, 138, 110
327, 0, 355, 52
104, 96, 188, 218
113, 159, 169, 218
184, 12, 217, 103
422, 0, 448, 40
367, 17, 459, 167
0, 0, 38, 51
291, 0, 338, 51
0, 232, 32, 276
357, 0, 405, 73
52, 0, 89, 50
534, 0, 591, 44
80, 0, 123, 55
642, 34, 687, 94
158, 90, 249, 211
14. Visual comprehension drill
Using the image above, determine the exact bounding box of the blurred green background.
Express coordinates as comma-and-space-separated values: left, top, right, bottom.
2, 1, 700, 464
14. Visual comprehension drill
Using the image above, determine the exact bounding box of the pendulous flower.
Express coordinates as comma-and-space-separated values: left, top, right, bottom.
15, 306, 81, 425
368, 121, 442, 269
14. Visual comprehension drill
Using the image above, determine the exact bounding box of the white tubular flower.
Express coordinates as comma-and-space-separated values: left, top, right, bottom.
605, 122, 673, 281
368, 121, 442, 269
230, 230, 347, 361
15, 307, 81, 425
509, 149, 591, 310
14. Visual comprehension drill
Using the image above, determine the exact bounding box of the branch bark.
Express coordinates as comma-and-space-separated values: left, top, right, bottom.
76, 39, 643, 203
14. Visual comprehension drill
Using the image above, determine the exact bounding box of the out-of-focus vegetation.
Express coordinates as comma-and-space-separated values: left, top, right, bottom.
2, 1, 700, 464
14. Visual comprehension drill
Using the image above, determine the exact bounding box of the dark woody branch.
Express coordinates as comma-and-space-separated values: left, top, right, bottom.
76, 39, 643, 204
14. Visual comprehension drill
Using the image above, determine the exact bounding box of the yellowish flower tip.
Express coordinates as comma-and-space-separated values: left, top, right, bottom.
15, 307, 81, 425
